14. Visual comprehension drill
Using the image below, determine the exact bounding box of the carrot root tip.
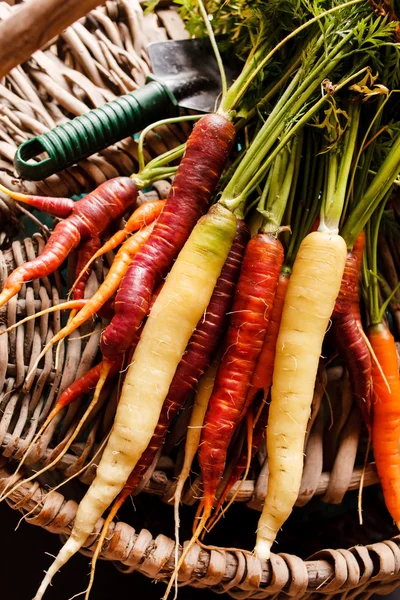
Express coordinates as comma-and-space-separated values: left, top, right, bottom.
254, 539, 271, 561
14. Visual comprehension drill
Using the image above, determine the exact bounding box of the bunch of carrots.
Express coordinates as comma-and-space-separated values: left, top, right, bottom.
0, 1, 399, 599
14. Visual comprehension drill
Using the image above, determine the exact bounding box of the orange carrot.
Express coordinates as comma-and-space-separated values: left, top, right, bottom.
71, 200, 165, 296
26, 224, 154, 381
198, 234, 284, 528
369, 322, 400, 526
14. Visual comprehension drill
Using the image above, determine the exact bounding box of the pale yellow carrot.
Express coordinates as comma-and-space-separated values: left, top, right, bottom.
33, 203, 237, 600
254, 231, 347, 560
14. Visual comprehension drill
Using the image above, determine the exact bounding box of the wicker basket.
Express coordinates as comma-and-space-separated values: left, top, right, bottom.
0, 1, 399, 598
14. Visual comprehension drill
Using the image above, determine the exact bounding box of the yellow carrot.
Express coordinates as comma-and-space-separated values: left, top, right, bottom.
255, 231, 346, 560
33, 203, 237, 600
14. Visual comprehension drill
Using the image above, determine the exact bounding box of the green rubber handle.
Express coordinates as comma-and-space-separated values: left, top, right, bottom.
14, 79, 178, 181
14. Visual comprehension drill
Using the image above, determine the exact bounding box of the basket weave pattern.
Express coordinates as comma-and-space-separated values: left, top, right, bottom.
0, 1, 399, 598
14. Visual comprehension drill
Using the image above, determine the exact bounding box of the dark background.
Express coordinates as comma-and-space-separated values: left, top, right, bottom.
0, 500, 214, 600
1, 485, 399, 600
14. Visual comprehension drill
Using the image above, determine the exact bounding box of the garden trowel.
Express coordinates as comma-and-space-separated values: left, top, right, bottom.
14, 38, 238, 180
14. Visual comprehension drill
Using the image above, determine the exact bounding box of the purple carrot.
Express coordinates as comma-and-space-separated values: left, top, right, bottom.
100, 114, 236, 360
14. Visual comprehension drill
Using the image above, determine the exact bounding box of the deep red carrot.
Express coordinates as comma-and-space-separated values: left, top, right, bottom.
112, 220, 249, 497
100, 114, 236, 360
73, 237, 101, 301
0, 177, 137, 307
0, 183, 75, 218
332, 236, 372, 430
198, 233, 284, 521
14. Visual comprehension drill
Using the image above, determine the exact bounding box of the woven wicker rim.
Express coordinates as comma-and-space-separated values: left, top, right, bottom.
0, 2, 398, 599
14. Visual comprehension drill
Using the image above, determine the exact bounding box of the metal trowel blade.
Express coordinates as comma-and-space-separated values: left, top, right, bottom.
147, 38, 240, 113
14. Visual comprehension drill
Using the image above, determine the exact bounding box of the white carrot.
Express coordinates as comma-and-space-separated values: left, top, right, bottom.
172, 359, 218, 596
254, 231, 347, 560
33, 204, 237, 600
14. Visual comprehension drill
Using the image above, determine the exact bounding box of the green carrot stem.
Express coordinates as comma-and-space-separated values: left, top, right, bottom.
322, 152, 339, 232
137, 116, 201, 172
286, 148, 325, 267
341, 130, 400, 248
335, 102, 361, 199
219, 41, 271, 116
197, 0, 227, 106
283, 129, 304, 230
262, 137, 300, 234
268, 149, 286, 204
379, 281, 400, 323
238, 65, 371, 208
365, 218, 374, 316
221, 32, 369, 212
257, 164, 274, 214
221, 68, 304, 205
321, 102, 361, 232
303, 152, 325, 235
136, 167, 178, 188
236, 47, 304, 126
371, 194, 391, 324
145, 143, 185, 171
257, 150, 285, 218
219, 0, 364, 114
349, 45, 394, 214
342, 94, 390, 225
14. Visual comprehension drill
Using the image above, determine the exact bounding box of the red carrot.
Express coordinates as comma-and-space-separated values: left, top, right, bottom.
210, 270, 290, 520
332, 237, 372, 430
100, 114, 236, 360
0, 183, 75, 219
72, 237, 101, 301
350, 229, 365, 326
112, 220, 249, 497
0, 177, 137, 307
198, 233, 284, 522
247, 270, 290, 404
55, 358, 124, 410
